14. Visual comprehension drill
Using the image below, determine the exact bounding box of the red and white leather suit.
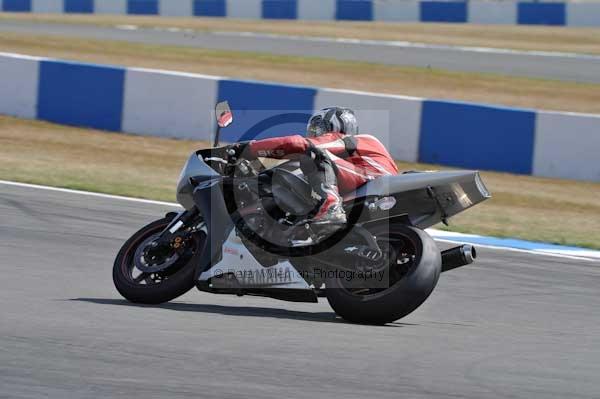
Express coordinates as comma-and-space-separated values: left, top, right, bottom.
248, 132, 398, 194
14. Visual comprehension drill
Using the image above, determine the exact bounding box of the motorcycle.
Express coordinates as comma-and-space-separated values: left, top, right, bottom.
113, 102, 491, 324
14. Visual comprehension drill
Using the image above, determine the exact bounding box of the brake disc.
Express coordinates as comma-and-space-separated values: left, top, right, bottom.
133, 234, 181, 273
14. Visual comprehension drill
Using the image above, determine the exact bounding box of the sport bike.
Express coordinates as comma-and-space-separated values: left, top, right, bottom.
113, 102, 491, 324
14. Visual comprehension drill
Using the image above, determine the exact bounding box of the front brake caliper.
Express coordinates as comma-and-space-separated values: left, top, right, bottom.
170, 235, 186, 251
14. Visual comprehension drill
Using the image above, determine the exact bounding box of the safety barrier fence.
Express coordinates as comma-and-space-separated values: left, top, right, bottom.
1, 52, 598, 181
1, 0, 600, 26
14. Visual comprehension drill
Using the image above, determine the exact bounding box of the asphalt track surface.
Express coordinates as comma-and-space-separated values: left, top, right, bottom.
2, 181, 600, 398
1, 20, 600, 83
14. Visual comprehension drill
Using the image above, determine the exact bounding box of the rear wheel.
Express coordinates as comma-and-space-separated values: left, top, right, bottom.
113, 216, 205, 304
325, 225, 441, 325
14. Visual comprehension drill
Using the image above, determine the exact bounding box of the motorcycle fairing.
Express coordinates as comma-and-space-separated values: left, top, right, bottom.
265, 161, 490, 230
198, 230, 312, 290
189, 171, 312, 290
177, 151, 221, 210
184, 151, 490, 292
346, 170, 490, 229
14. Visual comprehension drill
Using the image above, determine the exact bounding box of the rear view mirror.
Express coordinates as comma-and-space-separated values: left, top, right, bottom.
216, 101, 233, 128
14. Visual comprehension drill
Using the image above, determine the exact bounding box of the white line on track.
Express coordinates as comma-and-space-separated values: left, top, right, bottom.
0, 180, 179, 207
113, 24, 600, 62
211, 31, 600, 61
1, 180, 598, 262
114, 24, 139, 31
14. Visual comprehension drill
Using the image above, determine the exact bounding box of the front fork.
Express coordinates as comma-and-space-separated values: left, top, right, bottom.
153, 177, 235, 281
145, 208, 201, 259
163, 209, 200, 237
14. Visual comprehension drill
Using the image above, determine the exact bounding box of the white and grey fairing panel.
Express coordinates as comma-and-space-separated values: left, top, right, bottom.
176, 152, 221, 210
347, 170, 491, 229
199, 230, 312, 290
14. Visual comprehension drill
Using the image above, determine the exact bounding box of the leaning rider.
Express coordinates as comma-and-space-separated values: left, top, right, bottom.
232, 107, 399, 225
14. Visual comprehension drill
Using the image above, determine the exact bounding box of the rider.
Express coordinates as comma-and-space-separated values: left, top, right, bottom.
234, 107, 398, 225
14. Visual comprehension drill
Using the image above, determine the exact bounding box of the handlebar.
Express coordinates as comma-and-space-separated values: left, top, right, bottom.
202, 146, 257, 177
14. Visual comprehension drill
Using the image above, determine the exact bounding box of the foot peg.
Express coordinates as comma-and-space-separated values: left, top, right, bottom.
344, 245, 382, 262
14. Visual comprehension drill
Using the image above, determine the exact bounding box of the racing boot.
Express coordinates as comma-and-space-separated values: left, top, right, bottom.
310, 183, 347, 225
300, 145, 347, 228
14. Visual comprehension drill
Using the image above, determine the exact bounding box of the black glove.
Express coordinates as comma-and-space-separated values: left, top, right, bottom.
227, 141, 255, 160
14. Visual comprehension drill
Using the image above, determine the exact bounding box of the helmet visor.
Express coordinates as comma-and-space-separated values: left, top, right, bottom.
307, 116, 329, 138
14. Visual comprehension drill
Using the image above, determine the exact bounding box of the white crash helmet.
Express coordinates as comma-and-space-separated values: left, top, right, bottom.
307, 107, 358, 138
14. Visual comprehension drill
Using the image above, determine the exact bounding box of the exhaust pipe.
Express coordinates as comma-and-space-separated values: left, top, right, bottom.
441, 245, 476, 272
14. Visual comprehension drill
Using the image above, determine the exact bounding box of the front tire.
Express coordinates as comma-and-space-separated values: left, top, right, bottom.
113, 216, 204, 304
325, 225, 441, 325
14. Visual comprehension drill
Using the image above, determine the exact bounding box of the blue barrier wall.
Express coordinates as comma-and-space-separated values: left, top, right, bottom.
419, 101, 536, 174
64, 0, 93, 13
2, 52, 599, 181
127, 0, 158, 15
2, 0, 599, 26
263, 0, 297, 19
517, 2, 565, 25
217, 80, 316, 142
37, 61, 125, 131
336, 0, 373, 21
193, 0, 226, 17
420, 1, 467, 23
2, 0, 31, 12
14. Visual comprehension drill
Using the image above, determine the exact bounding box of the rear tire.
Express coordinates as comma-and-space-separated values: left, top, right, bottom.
325, 225, 441, 325
113, 216, 204, 304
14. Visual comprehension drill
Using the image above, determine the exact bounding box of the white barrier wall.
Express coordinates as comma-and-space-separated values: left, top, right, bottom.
94, 0, 126, 15
373, 0, 420, 22
315, 88, 423, 163
226, 0, 262, 19
468, 1, 517, 25
122, 68, 219, 140
1, 52, 599, 182
297, 0, 336, 21
0, 53, 40, 119
4, 0, 600, 27
159, 0, 193, 17
32, 0, 62, 13
533, 112, 600, 182
567, 3, 600, 27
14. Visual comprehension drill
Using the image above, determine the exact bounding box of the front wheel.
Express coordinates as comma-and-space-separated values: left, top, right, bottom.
113, 216, 205, 304
325, 225, 441, 325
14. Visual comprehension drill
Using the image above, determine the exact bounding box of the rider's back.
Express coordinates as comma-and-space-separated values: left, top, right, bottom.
309, 132, 399, 193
